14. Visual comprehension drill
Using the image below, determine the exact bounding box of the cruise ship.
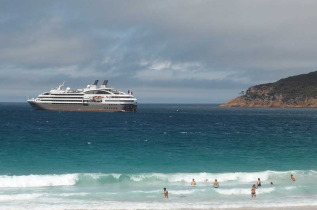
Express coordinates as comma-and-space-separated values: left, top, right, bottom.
27, 80, 137, 112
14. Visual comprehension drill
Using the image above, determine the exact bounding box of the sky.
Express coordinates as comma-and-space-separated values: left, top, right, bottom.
1, 0, 317, 103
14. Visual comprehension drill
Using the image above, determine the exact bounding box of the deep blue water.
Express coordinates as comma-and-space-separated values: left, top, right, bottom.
0, 103, 317, 209
0, 103, 316, 175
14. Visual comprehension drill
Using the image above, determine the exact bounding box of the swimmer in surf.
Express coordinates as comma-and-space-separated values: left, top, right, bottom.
191, 179, 196, 187
291, 174, 296, 181
257, 178, 261, 187
251, 184, 256, 198
163, 188, 168, 198
270, 182, 274, 186
213, 179, 219, 188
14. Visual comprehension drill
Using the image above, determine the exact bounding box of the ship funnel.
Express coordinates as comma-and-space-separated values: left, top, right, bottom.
93, 80, 99, 85
102, 80, 108, 86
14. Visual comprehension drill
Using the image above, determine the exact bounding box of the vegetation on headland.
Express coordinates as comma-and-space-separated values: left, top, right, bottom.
220, 71, 317, 108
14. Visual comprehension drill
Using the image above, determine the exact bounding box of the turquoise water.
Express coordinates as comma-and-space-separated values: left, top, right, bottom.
0, 103, 316, 209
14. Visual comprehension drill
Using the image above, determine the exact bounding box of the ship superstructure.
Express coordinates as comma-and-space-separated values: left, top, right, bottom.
27, 80, 137, 112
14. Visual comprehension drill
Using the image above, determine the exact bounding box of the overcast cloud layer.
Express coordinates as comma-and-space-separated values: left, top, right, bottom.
1, 0, 316, 103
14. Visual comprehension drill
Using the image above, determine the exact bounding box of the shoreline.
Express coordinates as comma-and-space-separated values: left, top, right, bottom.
52, 206, 317, 210
209, 207, 317, 210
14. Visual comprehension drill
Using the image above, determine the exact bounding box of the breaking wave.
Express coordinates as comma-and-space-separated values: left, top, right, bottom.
0, 170, 316, 188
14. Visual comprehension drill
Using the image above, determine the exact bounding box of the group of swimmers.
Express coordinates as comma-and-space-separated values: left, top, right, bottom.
163, 178, 218, 198
251, 174, 296, 198
163, 174, 296, 199
191, 178, 219, 188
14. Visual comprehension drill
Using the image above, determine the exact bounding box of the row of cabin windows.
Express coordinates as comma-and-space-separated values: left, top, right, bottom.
84, 90, 122, 95
105, 100, 135, 103
104, 107, 118, 110
40, 97, 132, 100
39, 97, 84, 99
52, 103, 82, 105
41, 99, 134, 103
85, 90, 110, 94
51, 103, 119, 109
44, 92, 126, 96
110, 96, 132, 98
41, 99, 82, 102
41, 95, 130, 98
49, 94, 84, 95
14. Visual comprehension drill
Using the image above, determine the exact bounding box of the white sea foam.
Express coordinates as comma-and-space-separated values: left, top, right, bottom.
57, 192, 89, 197
127, 170, 317, 184
216, 187, 275, 195
0, 170, 315, 188
1, 200, 316, 210
127, 171, 268, 183
84, 173, 121, 180
171, 190, 195, 195
0, 193, 42, 201
171, 189, 206, 195
128, 173, 166, 182
131, 190, 161, 194
0, 174, 78, 188
0, 171, 315, 210
285, 186, 297, 190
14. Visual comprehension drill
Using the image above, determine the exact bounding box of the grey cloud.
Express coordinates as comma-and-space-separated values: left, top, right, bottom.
0, 0, 316, 102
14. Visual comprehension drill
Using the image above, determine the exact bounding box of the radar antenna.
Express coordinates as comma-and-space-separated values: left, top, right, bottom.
57, 81, 65, 90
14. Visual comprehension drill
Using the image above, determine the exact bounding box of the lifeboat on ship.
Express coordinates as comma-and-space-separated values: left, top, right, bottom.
93, 96, 103, 102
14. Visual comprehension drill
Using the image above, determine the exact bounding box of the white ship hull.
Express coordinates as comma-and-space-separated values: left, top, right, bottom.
28, 80, 137, 112
28, 101, 137, 112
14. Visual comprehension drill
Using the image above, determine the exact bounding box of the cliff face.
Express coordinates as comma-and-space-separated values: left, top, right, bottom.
220, 71, 317, 108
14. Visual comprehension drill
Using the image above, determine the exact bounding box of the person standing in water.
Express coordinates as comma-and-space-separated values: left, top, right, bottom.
291, 174, 296, 181
257, 178, 261, 187
251, 184, 256, 198
213, 179, 219, 188
163, 188, 168, 198
191, 179, 196, 187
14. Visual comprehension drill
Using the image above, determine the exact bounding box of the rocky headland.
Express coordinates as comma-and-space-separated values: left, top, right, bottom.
220, 71, 317, 108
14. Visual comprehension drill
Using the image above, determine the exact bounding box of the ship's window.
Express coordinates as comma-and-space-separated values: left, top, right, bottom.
96, 90, 110, 94
84, 90, 95, 94
108, 90, 120, 94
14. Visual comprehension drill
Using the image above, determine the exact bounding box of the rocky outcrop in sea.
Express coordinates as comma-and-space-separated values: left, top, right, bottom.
220, 71, 317, 108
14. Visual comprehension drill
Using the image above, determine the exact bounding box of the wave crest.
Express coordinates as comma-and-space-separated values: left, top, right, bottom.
0, 174, 78, 188
0, 170, 315, 188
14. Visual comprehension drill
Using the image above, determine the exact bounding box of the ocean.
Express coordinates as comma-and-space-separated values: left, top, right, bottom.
0, 103, 316, 209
